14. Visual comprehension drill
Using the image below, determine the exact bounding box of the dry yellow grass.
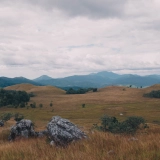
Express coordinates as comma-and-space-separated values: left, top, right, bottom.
0, 127, 159, 160
5, 83, 65, 95
0, 83, 160, 160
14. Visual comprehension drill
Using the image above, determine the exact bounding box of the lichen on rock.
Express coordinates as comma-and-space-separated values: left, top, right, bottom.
47, 116, 87, 146
8, 119, 37, 141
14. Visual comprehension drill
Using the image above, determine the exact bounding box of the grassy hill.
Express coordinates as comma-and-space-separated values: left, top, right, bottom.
0, 84, 160, 160
5, 83, 66, 95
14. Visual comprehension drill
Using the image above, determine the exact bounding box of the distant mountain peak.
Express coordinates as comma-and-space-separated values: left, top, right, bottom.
34, 75, 53, 81
92, 71, 120, 79
39, 75, 52, 78
1, 71, 160, 88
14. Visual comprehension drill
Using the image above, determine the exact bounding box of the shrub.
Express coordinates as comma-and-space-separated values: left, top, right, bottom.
144, 90, 160, 98
82, 104, 85, 108
19, 102, 25, 108
50, 102, 53, 107
30, 102, 36, 108
14, 113, 24, 122
95, 115, 147, 134
66, 87, 98, 94
39, 103, 43, 109
1, 113, 13, 122
28, 92, 35, 97
93, 88, 97, 92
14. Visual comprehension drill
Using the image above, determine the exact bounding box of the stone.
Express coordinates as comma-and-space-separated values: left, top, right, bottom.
35, 130, 48, 137
50, 140, 55, 146
107, 150, 115, 156
8, 116, 86, 146
47, 116, 87, 146
8, 119, 36, 141
0, 120, 4, 127
128, 137, 138, 141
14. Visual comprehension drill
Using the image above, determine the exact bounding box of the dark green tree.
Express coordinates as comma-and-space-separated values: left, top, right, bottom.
82, 104, 85, 108
39, 103, 43, 109
50, 102, 53, 107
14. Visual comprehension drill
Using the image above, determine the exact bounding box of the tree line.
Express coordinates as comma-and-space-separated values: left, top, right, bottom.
66, 88, 97, 94
144, 90, 160, 98
0, 89, 31, 107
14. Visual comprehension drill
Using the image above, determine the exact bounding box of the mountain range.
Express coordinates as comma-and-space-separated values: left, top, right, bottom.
1, 71, 160, 88
0, 77, 41, 88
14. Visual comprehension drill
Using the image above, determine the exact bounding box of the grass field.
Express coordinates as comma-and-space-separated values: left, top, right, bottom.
0, 83, 160, 160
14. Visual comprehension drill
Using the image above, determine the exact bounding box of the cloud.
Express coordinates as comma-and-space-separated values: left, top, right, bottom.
0, 0, 160, 78
21, 0, 127, 18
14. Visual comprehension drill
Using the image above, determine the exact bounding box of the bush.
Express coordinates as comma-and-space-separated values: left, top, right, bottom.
144, 90, 160, 98
50, 102, 53, 107
94, 115, 147, 134
19, 102, 25, 108
30, 102, 36, 108
1, 113, 13, 122
66, 88, 87, 94
93, 88, 97, 92
14, 113, 24, 122
66, 87, 98, 94
99, 115, 118, 132
28, 92, 35, 97
39, 103, 43, 109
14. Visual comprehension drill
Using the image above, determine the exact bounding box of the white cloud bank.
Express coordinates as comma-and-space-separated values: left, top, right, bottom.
0, 0, 160, 78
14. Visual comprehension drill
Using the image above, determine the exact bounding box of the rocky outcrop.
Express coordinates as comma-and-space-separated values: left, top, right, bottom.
8, 119, 41, 141
47, 116, 87, 146
0, 120, 4, 127
8, 116, 87, 146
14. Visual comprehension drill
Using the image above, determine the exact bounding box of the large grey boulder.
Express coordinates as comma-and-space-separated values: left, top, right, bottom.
8, 119, 36, 141
47, 116, 87, 146
8, 116, 86, 146
0, 120, 4, 127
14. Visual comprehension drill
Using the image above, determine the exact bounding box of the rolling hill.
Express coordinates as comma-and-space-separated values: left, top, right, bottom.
0, 77, 41, 88
5, 83, 65, 95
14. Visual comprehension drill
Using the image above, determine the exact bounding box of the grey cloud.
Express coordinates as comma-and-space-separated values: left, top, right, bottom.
2, 57, 28, 66
0, 18, 20, 28
113, 67, 160, 72
1, 0, 128, 18
50, 0, 127, 18
142, 21, 160, 31
62, 44, 96, 50
0, 0, 160, 78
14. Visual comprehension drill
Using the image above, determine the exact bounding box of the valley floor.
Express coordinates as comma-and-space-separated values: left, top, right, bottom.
0, 84, 160, 160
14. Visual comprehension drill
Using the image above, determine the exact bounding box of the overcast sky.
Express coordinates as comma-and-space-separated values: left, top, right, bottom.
0, 0, 160, 79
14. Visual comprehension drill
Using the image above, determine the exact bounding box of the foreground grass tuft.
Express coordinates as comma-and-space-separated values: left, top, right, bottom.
0, 126, 160, 160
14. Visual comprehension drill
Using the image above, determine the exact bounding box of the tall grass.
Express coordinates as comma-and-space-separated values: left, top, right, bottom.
1, 84, 160, 159
0, 126, 159, 160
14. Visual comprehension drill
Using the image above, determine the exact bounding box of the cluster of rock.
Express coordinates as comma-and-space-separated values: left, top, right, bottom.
8, 119, 36, 141
8, 116, 87, 146
0, 120, 4, 127
47, 116, 87, 146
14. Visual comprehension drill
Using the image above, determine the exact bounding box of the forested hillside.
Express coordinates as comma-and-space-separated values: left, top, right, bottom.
0, 77, 41, 88
0, 89, 30, 107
